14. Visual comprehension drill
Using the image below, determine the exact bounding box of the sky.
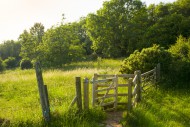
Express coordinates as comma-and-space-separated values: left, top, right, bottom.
0, 0, 176, 43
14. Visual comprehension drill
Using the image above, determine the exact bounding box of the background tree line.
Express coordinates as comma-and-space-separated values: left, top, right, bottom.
0, 0, 190, 71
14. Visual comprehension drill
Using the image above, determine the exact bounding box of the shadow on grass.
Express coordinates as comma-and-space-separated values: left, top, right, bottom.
4, 108, 106, 127
122, 89, 190, 127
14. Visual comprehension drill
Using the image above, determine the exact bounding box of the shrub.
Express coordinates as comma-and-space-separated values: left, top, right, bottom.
120, 42, 190, 88
120, 44, 172, 74
20, 59, 33, 70
0, 58, 6, 72
168, 36, 190, 87
120, 45, 174, 88
4, 57, 17, 69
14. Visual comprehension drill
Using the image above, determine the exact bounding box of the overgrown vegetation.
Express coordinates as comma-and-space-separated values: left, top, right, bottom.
123, 88, 190, 127
120, 36, 190, 88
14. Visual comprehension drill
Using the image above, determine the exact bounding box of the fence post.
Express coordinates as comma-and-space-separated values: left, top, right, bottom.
76, 77, 82, 112
43, 85, 50, 119
156, 63, 160, 82
83, 78, 89, 110
92, 74, 98, 107
114, 75, 118, 110
128, 78, 133, 111
35, 62, 50, 121
135, 70, 141, 103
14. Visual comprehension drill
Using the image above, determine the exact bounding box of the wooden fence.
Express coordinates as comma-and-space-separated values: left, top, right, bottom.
70, 63, 160, 111
35, 62, 50, 121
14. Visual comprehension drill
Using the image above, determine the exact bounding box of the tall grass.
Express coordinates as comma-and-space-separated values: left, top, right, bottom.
0, 59, 122, 126
123, 88, 190, 127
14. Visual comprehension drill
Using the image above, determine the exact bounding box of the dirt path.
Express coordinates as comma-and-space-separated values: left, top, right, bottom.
100, 111, 124, 127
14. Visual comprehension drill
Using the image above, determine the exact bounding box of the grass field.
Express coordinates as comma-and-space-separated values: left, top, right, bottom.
0, 59, 122, 127
0, 59, 190, 127
123, 88, 190, 127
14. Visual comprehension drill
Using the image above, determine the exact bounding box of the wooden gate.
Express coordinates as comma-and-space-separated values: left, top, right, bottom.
92, 75, 117, 109
70, 64, 160, 111
92, 74, 135, 110
91, 63, 160, 111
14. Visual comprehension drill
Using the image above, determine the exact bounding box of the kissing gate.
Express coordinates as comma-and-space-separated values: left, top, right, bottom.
70, 63, 160, 111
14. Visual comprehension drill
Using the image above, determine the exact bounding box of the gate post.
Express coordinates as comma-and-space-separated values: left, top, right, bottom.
76, 77, 82, 112
92, 74, 98, 107
83, 78, 89, 109
114, 75, 118, 110
128, 78, 133, 111
35, 62, 50, 121
135, 71, 141, 102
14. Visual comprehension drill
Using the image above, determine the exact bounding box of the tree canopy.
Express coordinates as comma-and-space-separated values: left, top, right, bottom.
0, 0, 190, 69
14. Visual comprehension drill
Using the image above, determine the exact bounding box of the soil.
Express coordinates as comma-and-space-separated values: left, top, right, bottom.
100, 111, 124, 127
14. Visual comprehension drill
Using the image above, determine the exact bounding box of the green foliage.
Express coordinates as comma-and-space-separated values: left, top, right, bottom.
120, 37, 190, 88
0, 57, 5, 72
120, 45, 171, 74
85, 0, 190, 57
3, 57, 17, 69
0, 40, 21, 60
145, 13, 190, 47
168, 36, 190, 86
41, 22, 86, 67
123, 88, 190, 127
169, 35, 190, 60
19, 23, 44, 61
86, 0, 148, 57
20, 59, 33, 70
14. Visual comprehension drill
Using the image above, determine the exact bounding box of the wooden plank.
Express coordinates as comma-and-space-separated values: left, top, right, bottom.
92, 74, 98, 107
76, 77, 82, 112
94, 78, 114, 83
69, 96, 77, 108
117, 74, 135, 78
83, 78, 89, 109
97, 74, 115, 78
96, 87, 115, 92
43, 85, 50, 118
99, 81, 115, 106
35, 62, 50, 121
135, 71, 142, 103
114, 75, 118, 110
128, 78, 132, 111
96, 94, 116, 100
97, 93, 128, 97
141, 69, 155, 77
97, 74, 134, 78
97, 84, 129, 87
132, 75, 137, 84
132, 84, 137, 97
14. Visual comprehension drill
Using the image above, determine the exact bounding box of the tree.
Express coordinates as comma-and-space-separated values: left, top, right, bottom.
86, 0, 148, 57
41, 23, 85, 67
0, 40, 21, 60
0, 57, 5, 72
19, 23, 44, 61
4, 57, 17, 69
145, 13, 185, 47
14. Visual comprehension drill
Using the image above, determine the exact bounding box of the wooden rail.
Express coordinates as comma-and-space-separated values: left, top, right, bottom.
69, 63, 160, 112
91, 63, 160, 111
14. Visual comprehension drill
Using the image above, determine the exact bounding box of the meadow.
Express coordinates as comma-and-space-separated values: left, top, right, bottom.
0, 59, 121, 127
0, 59, 190, 127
